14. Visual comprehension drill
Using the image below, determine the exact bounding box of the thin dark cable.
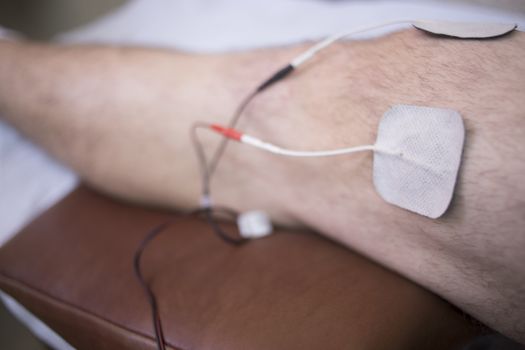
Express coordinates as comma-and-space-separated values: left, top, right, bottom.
191, 123, 213, 196
133, 211, 202, 350
134, 221, 170, 350
204, 208, 246, 245
133, 207, 245, 350
135, 62, 294, 350
207, 89, 258, 178
207, 64, 293, 178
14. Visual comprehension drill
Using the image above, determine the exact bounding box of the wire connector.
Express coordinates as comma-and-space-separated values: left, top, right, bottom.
237, 210, 273, 239
199, 194, 213, 209
210, 124, 243, 141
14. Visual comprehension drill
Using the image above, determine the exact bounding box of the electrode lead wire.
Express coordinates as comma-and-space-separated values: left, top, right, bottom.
138, 20, 414, 350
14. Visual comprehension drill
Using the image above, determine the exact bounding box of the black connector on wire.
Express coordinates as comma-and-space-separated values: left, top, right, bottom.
256, 64, 294, 92
207, 63, 295, 176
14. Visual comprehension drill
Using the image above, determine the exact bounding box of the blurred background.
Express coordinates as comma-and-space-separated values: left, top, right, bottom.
0, 0, 524, 349
0, 0, 126, 40
0, 0, 524, 40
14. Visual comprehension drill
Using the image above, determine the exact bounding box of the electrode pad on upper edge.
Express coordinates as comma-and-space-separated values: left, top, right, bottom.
373, 105, 464, 219
412, 21, 517, 39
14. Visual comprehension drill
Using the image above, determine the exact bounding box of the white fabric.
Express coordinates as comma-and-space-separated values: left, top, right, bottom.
1, 1, 525, 349
0, 126, 77, 246
58, 0, 525, 51
0, 291, 75, 350
373, 105, 464, 218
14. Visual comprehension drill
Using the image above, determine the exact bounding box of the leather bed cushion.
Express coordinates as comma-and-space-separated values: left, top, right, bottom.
0, 186, 476, 349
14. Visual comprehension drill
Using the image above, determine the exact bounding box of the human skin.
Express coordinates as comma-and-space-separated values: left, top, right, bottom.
0, 29, 524, 342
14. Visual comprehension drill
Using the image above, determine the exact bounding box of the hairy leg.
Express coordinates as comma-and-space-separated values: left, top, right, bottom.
239, 30, 525, 342
1, 30, 524, 342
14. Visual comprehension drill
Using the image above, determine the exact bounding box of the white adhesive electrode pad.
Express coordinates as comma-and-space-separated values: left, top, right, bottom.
412, 21, 517, 39
373, 105, 465, 219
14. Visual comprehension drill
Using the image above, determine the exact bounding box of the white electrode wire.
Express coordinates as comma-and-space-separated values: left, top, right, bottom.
290, 19, 410, 68
241, 135, 394, 157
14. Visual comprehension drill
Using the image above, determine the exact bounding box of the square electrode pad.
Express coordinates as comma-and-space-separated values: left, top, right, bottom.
373, 105, 464, 218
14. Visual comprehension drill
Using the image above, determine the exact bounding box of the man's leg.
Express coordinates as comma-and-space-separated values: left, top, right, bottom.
0, 30, 524, 342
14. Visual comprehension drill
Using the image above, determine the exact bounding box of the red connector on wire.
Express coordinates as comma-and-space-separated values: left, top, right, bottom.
210, 124, 243, 141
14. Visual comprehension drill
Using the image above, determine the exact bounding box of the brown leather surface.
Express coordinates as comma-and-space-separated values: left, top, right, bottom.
0, 186, 476, 349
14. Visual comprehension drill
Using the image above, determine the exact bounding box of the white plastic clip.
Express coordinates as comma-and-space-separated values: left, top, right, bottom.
199, 194, 212, 209
237, 210, 273, 239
